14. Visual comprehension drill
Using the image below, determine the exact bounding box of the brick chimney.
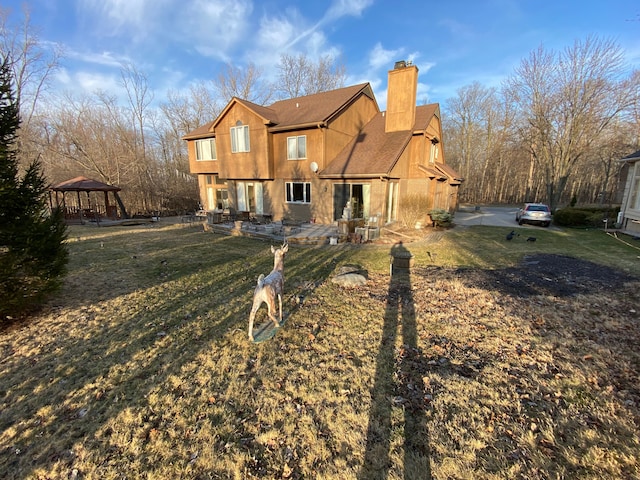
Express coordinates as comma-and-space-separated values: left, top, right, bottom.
385, 60, 418, 133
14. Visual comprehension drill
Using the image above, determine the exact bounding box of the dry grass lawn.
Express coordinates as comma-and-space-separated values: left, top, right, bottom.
1, 220, 639, 479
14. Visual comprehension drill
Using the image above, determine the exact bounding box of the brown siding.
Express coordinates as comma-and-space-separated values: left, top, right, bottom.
324, 95, 378, 162
273, 128, 324, 180
187, 140, 220, 175
369, 180, 388, 219
216, 103, 272, 180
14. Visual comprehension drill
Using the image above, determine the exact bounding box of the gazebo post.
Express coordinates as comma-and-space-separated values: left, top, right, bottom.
104, 191, 111, 218
77, 191, 83, 224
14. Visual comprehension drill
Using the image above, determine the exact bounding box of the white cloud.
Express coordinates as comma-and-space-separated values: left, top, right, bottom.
326, 0, 375, 20
368, 43, 404, 70
257, 0, 373, 59
54, 68, 122, 99
416, 81, 432, 104
78, 0, 157, 35
184, 0, 254, 60
245, 7, 345, 80
68, 49, 131, 68
76, 71, 121, 95
256, 14, 297, 51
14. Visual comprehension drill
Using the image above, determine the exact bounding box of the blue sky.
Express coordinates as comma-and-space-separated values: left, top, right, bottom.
4, 0, 640, 110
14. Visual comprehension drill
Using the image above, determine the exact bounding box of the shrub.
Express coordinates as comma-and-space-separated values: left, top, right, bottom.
0, 57, 68, 322
553, 207, 620, 228
399, 194, 432, 228
429, 208, 454, 228
553, 208, 591, 227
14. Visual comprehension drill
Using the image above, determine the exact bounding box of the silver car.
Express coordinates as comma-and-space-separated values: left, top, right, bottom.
516, 203, 552, 227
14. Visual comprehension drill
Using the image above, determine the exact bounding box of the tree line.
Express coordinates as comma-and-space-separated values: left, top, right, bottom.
2, 6, 638, 214
1, 6, 346, 216
443, 36, 639, 209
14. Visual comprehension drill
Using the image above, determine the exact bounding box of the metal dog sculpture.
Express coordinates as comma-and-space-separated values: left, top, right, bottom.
248, 243, 288, 341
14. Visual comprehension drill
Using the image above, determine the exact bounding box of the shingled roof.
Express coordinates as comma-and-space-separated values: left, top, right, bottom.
183, 83, 374, 139
321, 104, 441, 178
266, 83, 374, 130
321, 113, 409, 178
51, 176, 121, 192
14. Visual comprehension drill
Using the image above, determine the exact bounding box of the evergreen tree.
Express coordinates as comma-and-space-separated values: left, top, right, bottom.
0, 55, 68, 322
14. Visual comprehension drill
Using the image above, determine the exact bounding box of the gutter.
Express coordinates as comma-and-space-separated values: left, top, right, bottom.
268, 122, 327, 133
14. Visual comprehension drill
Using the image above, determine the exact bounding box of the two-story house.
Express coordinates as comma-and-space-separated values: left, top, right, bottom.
183, 61, 462, 225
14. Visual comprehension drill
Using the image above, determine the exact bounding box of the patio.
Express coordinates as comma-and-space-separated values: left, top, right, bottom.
202, 218, 345, 245
188, 213, 381, 245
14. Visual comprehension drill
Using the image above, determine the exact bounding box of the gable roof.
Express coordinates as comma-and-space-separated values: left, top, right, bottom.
435, 163, 464, 184
620, 150, 640, 162
320, 104, 442, 178
182, 83, 375, 139
321, 112, 410, 178
51, 176, 121, 192
182, 120, 215, 140
413, 103, 439, 132
267, 84, 375, 130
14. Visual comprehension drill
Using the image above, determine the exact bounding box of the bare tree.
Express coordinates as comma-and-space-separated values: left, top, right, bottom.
157, 82, 221, 212
445, 83, 524, 203
161, 82, 221, 135
277, 53, 346, 98
445, 83, 494, 200
120, 62, 158, 211
0, 5, 62, 127
214, 62, 274, 105
504, 36, 637, 209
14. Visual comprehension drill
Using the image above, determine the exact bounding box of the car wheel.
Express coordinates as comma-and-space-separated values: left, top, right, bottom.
544, 222, 550, 227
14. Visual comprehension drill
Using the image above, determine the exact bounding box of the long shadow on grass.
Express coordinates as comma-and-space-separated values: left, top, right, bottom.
360, 242, 431, 479
0, 236, 350, 478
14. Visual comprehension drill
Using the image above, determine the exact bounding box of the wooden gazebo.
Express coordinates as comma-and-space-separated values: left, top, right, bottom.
50, 176, 128, 224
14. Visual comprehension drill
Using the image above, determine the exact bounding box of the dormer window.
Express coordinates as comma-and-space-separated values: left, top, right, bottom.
195, 138, 216, 161
287, 135, 307, 160
231, 121, 250, 153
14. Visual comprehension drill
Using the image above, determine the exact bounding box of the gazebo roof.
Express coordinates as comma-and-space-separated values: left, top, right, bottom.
51, 176, 121, 192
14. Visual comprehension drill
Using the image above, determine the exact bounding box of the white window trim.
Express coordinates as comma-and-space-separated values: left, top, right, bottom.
196, 138, 216, 161
231, 124, 250, 153
285, 182, 311, 204
287, 135, 307, 160
429, 142, 439, 164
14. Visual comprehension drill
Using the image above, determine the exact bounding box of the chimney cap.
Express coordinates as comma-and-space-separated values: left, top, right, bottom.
394, 60, 407, 69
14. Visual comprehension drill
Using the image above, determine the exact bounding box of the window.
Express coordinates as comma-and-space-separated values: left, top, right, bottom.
236, 181, 264, 214
287, 135, 307, 160
333, 183, 370, 220
286, 182, 311, 204
231, 123, 250, 153
196, 139, 216, 161
206, 174, 226, 185
429, 142, 439, 164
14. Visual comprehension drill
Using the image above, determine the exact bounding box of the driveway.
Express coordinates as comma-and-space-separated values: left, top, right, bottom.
454, 205, 555, 229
